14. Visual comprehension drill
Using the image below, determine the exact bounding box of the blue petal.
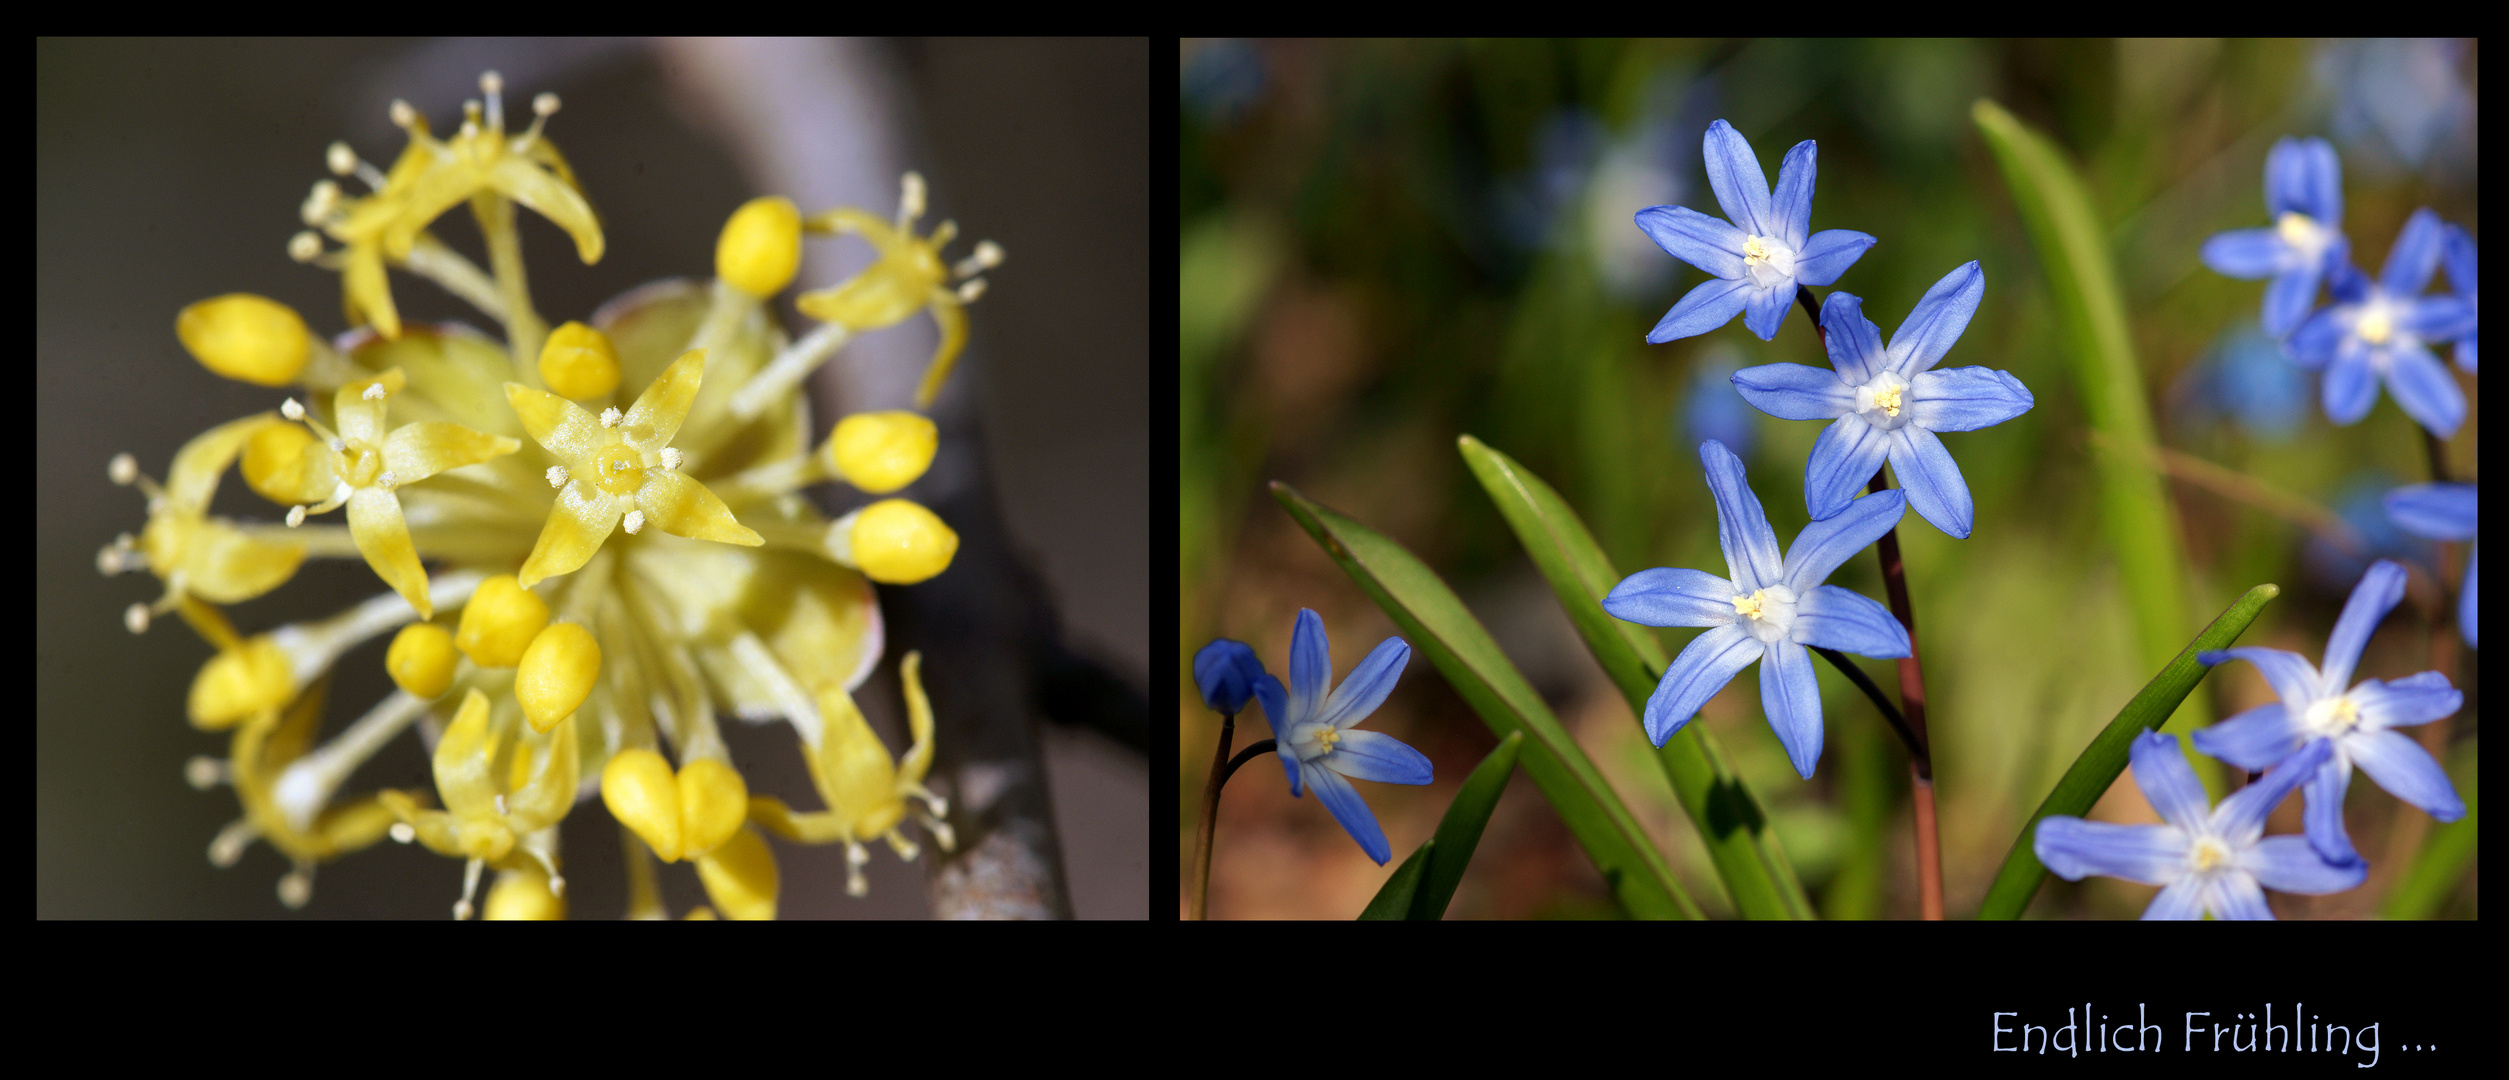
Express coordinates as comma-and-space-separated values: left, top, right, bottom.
2379, 208, 2445, 297
2345, 728, 2464, 821
1647, 276, 1753, 344
1884, 261, 1985, 376
2322, 559, 2407, 692
2207, 873, 2276, 920
2324, 257, 2370, 305
1317, 636, 1410, 730
2461, 547, 2476, 649
2141, 878, 2207, 920
2262, 262, 2325, 338
1303, 766, 1391, 865
1287, 608, 1330, 722
1741, 281, 1794, 341
2319, 348, 2379, 425
2351, 672, 2463, 731
2400, 295, 2475, 343
1278, 738, 1302, 795
2190, 703, 2304, 771
1701, 120, 1772, 239
2284, 307, 2348, 367
2301, 756, 2360, 867
2381, 482, 2478, 541
1634, 204, 1748, 279
1769, 139, 1817, 250
1908, 366, 2034, 432
1788, 585, 1909, 659
2239, 836, 2368, 895
2203, 646, 2326, 709
1699, 439, 1784, 590
1732, 362, 1853, 421
2441, 222, 2477, 296
2211, 737, 2333, 844
1793, 230, 1875, 288
1782, 487, 1906, 590
2128, 730, 2213, 832
1803, 416, 1891, 522
1644, 623, 1762, 746
2201, 228, 2284, 279
2266, 136, 2341, 225
2455, 332, 2478, 374
1603, 566, 1740, 629
2297, 138, 2343, 226
1758, 640, 1825, 778
1819, 291, 1887, 385
1194, 638, 1263, 713
1886, 426, 1975, 539
1323, 729, 1434, 786
2383, 340, 2465, 438
2033, 816, 2188, 886
1253, 672, 1289, 741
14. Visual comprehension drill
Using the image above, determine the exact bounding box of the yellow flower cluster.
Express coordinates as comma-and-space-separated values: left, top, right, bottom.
102, 73, 1001, 919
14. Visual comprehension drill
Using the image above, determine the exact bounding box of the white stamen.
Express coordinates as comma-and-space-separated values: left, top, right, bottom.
547, 874, 566, 897
534, 92, 560, 117
389, 99, 418, 129
599, 407, 623, 428
609, 457, 627, 472
658, 447, 683, 471
186, 756, 227, 790
362, 382, 387, 401
277, 869, 314, 909
281, 398, 306, 420
622, 509, 646, 535
302, 180, 341, 226
546, 465, 570, 488
390, 822, 416, 844
481, 72, 504, 131
493, 793, 507, 816
109, 453, 138, 485
125, 603, 151, 635
954, 240, 1005, 277
328, 438, 347, 453
287, 505, 307, 528
288, 231, 325, 263
208, 818, 259, 868
956, 278, 988, 303
899, 171, 927, 224
327, 141, 358, 177
376, 471, 397, 489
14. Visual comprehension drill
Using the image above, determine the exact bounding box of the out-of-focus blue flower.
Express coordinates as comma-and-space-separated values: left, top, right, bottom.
2384, 482, 2477, 650
2199, 137, 2347, 338
1194, 638, 1269, 714
1180, 39, 1267, 128
1634, 119, 1875, 343
1601, 440, 1910, 778
2287, 209, 2477, 437
2195, 560, 2466, 867
1252, 609, 1432, 865
1729, 262, 2032, 538
1680, 346, 1756, 459
2034, 735, 2358, 920
2303, 474, 2433, 596
2316, 38, 2474, 172
2440, 222, 2476, 373
2175, 321, 2309, 440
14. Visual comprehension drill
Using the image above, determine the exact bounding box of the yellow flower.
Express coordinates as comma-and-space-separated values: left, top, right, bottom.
201, 676, 408, 908
379, 73, 603, 271
797, 172, 1002, 409
505, 348, 762, 587
749, 652, 953, 897
380, 687, 579, 919
280, 368, 522, 618
101, 414, 308, 638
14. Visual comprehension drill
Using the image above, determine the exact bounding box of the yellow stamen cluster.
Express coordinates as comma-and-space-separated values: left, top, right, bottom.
103, 73, 991, 917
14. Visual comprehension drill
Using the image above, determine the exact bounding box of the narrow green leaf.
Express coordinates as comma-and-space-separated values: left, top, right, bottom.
1970, 100, 2218, 761
1458, 435, 1814, 920
1975, 583, 2280, 920
1273, 481, 1702, 920
1407, 730, 1523, 920
2380, 753, 2476, 920
1357, 841, 1434, 921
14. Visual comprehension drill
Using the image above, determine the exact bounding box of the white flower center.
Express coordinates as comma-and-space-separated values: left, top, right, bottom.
1730, 584, 1798, 644
1291, 722, 1344, 763
1740, 234, 1796, 290
2188, 835, 2232, 874
1854, 370, 1915, 430
2302, 694, 2361, 739
2352, 298, 2397, 347
2275, 211, 2332, 263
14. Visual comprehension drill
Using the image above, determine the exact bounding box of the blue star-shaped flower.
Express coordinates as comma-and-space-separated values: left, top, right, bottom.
1601, 440, 1910, 778
1252, 609, 1433, 865
1634, 119, 1875, 344
2200, 136, 2349, 338
1729, 261, 2032, 538
1193, 638, 1267, 714
2034, 734, 2360, 920
2286, 208, 2477, 437
2193, 560, 2466, 866
2440, 221, 2476, 373
2384, 482, 2477, 650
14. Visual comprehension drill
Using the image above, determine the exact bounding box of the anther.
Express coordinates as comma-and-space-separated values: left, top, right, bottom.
494, 793, 507, 816
287, 505, 307, 528
547, 874, 566, 897
109, 453, 138, 485
362, 382, 388, 401
599, 407, 623, 428
209, 818, 259, 868
390, 822, 416, 843
658, 447, 683, 471
277, 869, 313, 909
622, 509, 645, 535
327, 141, 358, 177
328, 438, 347, 453
899, 171, 927, 224
956, 278, 989, 303
281, 398, 306, 420
546, 465, 569, 488
377, 470, 398, 489
125, 603, 152, 635
389, 99, 418, 129
288, 231, 325, 263
534, 92, 560, 117
186, 756, 228, 790
302, 180, 341, 226
954, 240, 1005, 278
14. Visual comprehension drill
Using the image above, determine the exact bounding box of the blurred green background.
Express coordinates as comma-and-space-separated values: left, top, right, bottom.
1179, 39, 2476, 919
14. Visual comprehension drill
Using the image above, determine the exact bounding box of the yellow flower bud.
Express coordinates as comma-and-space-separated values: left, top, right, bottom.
536, 320, 621, 401
384, 622, 458, 699
515, 621, 600, 732
454, 575, 549, 668
715, 195, 803, 297
849, 498, 958, 584
824, 410, 938, 495
239, 420, 332, 506
176, 294, 312, 387
188, 636, 295, 730
602, 748, 684, 863
693, 825, 778, 921
677, 758, 750, 861
482, 866, 566, 920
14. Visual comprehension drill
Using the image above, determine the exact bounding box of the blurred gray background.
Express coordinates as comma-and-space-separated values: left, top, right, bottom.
38, 37, 1145, 918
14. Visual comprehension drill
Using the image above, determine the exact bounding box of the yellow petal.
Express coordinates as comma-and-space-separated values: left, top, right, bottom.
240, 420, 337, 506
621, 349, 705, 453
383, 160, 482, 262
380, 795, 470, 859
332, 368, 408, 448
692, 825, 778, 920
515, 622, 599, 733
503, 713, 580, 833
602, 748, 684, 863
180, 517, 308, 604
382, 420, 521, 485
746, 794, 849, 844
307, 795, 402, 861
166, 413, 279, 515
487, 154, 604, 264
346, 486, 432, 619
175, 294, 311, 387
677, 758, 749, 861
898, 651, 936, 787
431, 689, 501, 821
517, 480, 624, 588
344, 239, 402, 338
634, 469, 763, 547
810, 684, 903, 835
913, 292, 966, 410
187, 636, 295, 730
503, 381, 608, 465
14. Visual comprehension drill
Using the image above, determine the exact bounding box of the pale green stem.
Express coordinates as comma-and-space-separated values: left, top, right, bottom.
730, 320, 853, 420
472, 193, 547, 375
272, 687, 432, 832
711, 453, 831, 508
402, 232, 510, 323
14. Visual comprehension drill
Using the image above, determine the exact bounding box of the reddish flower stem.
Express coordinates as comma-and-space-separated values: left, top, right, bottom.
1188, 715, 1278, 921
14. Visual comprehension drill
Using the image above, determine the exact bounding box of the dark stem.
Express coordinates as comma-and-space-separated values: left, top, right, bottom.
1223, 739, 1279, 785
1187, 710, 1237, 920
1795, 282, 1824, 342
1868, 465, 1944, 921
1813, 647, 1926, 764
2422, 428, 2453, 484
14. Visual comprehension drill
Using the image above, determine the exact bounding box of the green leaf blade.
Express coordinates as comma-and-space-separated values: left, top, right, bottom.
1358, 841, 1433, 921
1408, 730, 1523, 919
